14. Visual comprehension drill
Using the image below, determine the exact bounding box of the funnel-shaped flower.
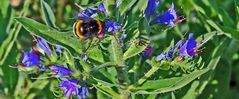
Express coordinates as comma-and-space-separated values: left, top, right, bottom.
49, 65, 73, 78
179, 33, 203, 56
59, 79, 78, 99
150, 3, 177, 27
21, 50, 41, 67
145, 0, 160, 18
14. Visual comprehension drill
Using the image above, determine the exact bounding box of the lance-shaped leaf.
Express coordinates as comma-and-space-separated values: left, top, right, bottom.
134, 68, 209, 94
118, 0, 138, 15
15, 17, 83, 56
40, 0, 57, 28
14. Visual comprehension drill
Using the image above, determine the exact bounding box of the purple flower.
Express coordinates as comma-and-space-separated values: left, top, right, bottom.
77, 8, 98, 21
156, 53, 165, 61
21, 50, 41, 67
78, 81, 89, 99
49, 65, 73, 78
59, 78, 79, 99
142, 45, 153, 59
98, 3, 107, 14
179, 33, 204, 57
145, 0, 160, 18
150, 3, 177, 27
56, 45, 63, 53
105, 20, 121, 33
166, 47, 175, 59
36, 37, 52, 55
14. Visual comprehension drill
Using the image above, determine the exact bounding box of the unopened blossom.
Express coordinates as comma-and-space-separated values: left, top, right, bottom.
78, 80, 89, 99
165, 47, 175, 59
156, 53, 165, 61
36, 37, 52, 54
105, 20, 122, 33
142, 45, 153, 59
77, 8, 98, 21
98, 3, 107, 14
49, 65, 73, 78
56, 45, 63, 53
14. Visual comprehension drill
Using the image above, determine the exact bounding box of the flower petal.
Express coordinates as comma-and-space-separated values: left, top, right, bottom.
145, 0, 160, 18
21, 50, 41, 67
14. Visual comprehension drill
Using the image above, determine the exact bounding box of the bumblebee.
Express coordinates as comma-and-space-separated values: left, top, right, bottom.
73, 19, 104, 40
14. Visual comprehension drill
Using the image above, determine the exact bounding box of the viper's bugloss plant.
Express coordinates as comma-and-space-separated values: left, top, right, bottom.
10, 0, 233, 99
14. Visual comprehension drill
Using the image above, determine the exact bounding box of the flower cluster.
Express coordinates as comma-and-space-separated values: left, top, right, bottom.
20, 37, 89, 99
156, 33, 204, 61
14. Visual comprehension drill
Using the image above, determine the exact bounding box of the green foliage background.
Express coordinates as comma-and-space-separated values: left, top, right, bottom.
0, 0, 239, 98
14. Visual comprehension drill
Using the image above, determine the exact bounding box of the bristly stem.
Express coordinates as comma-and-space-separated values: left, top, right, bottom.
111, 34, 129, 98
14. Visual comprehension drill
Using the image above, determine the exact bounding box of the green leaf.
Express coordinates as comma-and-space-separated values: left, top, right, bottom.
218, 7, 235, 27
104, 0, 116, 16
0, 0, 9, 17
135, 68, 209, 94
94, 84, 121, 98
181, 81, 199, 99
87, 46, 104, 63
15, 17, 83, 56
108, 36, 124, 66
40, 0, 57, 28
206, 20, 223, 32
119, 0, 138, 15
198, 60, 231, 99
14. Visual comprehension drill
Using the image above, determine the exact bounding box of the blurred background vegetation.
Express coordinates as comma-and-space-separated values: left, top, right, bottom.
0, 0, 239, 98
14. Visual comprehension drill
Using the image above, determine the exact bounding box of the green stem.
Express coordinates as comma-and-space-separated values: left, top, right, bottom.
116, 66, 129, 99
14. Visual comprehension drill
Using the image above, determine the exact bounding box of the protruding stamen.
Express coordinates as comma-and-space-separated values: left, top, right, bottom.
175, 16, 186, 23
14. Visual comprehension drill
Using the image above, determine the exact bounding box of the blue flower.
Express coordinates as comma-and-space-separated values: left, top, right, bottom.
105, 20, 122, 33
77, 8, 98, 21
156, 53, 165, 61
56, 45, 63, 53
156, 47, 175, 61
38, 65, 46, 71
145, 0, 160, 18
36, 37, 52, 55
175, 40, 184, 49
78, 80, 89, 99
21, 50, 41, 67
49, 65, 73, 78
98, 3, 107, 14
166, 47, 175, 59
179, 33, 203, 57
59, 78, 79, 99
116, 0, 123, 8
142, 45, 153, 59
82, 53, 88, 61
150, 3, 177, 27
